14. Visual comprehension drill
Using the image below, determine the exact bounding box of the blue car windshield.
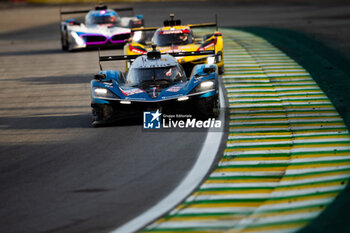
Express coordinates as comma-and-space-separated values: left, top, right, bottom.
127, 66, 185, 87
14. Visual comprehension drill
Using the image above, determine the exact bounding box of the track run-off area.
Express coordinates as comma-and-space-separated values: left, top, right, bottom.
132, 29, 350, 233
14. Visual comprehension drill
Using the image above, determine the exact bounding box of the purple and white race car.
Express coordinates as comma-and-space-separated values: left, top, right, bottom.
60, 5, 144, 51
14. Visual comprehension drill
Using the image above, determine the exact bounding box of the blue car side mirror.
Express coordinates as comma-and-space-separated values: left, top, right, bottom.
203, 66, 216, 74
94, 74, 106, 81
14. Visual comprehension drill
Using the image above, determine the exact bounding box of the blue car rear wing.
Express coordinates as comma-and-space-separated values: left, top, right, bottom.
99, 50, 214, 62
98, 49, 215, 71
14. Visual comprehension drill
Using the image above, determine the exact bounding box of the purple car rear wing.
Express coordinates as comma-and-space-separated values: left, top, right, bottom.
60, 6, 134, 15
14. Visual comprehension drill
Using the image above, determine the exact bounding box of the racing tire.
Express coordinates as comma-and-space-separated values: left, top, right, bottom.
91, 104, 114, 127
216, 51, 224, 74
61, 36, 68, 51
218, 66, 224, 75
197, 94, 220, 119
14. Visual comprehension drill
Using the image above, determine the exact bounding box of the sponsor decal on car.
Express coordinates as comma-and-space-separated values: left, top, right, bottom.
158, 29, 190, 35
120, 88, 144, 96
198, 42, 215, 51
178, 46, 191, 50
158, 47, 186, 53
166, 86, 182, 92
161, 94, 183, 99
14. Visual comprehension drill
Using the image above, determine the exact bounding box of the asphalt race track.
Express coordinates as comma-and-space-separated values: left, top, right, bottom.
1, 1, 350, 233
0, 5, 208, 233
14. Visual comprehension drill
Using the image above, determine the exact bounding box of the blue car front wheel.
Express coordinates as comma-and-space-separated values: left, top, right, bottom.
91, 104, 114, 126
197, 94, 220, 119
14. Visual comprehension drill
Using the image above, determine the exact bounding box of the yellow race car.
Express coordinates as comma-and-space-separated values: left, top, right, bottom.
124, 14, 224, 75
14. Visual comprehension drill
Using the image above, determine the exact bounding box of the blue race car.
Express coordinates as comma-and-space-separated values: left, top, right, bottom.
90, 47, 220, 126
60, 5, 144, 51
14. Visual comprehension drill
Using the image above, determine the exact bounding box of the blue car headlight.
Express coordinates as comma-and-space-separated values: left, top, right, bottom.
196, 80, 216, 92
92, 87, 119, 99
190, 80, 216, 95
200, 80, 215, 89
